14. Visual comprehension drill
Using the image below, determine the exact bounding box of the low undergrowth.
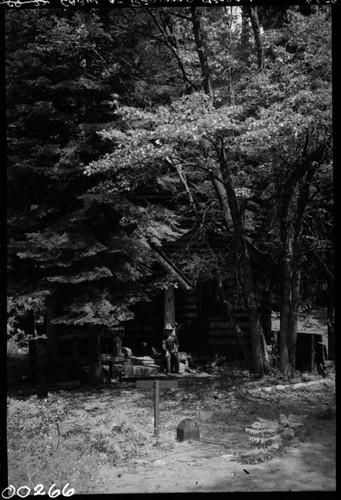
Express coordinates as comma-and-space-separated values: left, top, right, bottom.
7, 395, 155, 493
8, 398, 96, 492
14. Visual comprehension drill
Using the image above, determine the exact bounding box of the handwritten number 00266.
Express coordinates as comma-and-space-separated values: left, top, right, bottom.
1, 484, 75, 498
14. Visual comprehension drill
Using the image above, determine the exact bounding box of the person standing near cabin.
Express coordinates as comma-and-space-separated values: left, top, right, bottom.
162, 323, 180, 374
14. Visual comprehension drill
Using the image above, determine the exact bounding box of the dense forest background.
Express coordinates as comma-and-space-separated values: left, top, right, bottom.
6, 4, 333, 377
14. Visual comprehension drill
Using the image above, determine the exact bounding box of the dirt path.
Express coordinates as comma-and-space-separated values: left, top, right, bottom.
96, 411, 335, 493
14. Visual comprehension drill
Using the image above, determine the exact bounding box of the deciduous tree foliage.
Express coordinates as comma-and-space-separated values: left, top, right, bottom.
233, 7, 333, 376
7, 6, 332, 379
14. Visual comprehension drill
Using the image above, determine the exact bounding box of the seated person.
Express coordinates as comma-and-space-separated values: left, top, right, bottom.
162, 323, 180, 374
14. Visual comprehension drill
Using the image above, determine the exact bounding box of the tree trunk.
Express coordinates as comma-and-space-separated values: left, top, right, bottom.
246, 6, 264, 71
190, 8, 266, 374
279, 229, 293, 377
169, 158, 199, 215
190, 6, 214, 102
279, 204, 302, 377
88, 332, 103, 385
279, 165, 315, 377
287, 269, 300, 377
215, 268, 253, 370
211, 167, 233, 230
239, 252, 268, 375
327, 278, 335, 360
173, 153, 254, 370
240, 6, 252, 65
287, 230, 304, 377
215, 140, 266, 375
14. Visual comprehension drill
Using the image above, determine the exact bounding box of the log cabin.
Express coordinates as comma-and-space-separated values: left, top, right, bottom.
28, 233, 272, 385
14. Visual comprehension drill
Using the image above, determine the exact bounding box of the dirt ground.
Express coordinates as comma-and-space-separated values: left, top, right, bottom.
6, 343, 336, 494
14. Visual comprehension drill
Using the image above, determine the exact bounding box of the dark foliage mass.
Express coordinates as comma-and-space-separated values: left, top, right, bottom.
6, 6, 332, 375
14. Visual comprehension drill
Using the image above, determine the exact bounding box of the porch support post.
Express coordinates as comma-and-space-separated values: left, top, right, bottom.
164, 285, 175, 328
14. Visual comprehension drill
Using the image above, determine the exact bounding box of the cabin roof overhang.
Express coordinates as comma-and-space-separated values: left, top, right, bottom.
151, 245, 192, 291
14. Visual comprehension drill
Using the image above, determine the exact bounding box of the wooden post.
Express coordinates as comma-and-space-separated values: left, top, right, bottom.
136, 379, 178, 436
164, 286, 175, 328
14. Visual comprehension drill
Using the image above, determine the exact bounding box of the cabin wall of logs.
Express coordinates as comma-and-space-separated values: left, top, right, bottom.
45, 283, 258, 365
123, 284, 255, 357
33, 275, 270, 383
